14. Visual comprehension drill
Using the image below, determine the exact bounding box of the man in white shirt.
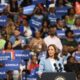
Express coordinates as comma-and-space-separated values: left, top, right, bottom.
44, 25, 63, 51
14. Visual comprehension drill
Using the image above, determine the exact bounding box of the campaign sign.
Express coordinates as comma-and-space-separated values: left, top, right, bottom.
23, 5, 36, 15
57, 30, 65, 38
15, 50, 30, 60
4, 59, 21, 71
75, 53, 80, 62
0, 15, 8, 27
73, 30, 80, 36
0, 67, 7, 79
48, 13, 60, 25
0, 53, 11, 62
30, 15, 43, 31
75, 37, 80, 43
56, 6, 70, 17
21, 50, 31, 60
0, 4, 5, 12
32, 0, 46, 4
15, 50, 23, 59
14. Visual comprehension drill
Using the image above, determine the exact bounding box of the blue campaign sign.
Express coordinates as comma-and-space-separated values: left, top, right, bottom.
57, 30, 65, 38
29, 15, 43, 31
4, 59, 21, 71
0, 15, 8, 27
27, 68, 38, 78
0, 67, 7, 79
73, 30, 80, 36
75, 37, 80, 43
15, 50, 23, 59
48, 13, 60, 25
32, 0, 46, 4
56, 6, 70, 17
75, 53, 80, 62
0, 4, 5, 12
23, 5, 36, 15
0, 53, 11, 62
21, 50, 31, 60
15, 50, 30, 60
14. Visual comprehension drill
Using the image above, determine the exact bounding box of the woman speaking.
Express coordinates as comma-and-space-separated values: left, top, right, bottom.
38, 44, 64, 77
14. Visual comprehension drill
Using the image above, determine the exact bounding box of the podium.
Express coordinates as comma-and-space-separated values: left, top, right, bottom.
38, 72, 76, 80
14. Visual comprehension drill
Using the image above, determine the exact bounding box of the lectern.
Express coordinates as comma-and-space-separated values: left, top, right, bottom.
38, 72, 76, 80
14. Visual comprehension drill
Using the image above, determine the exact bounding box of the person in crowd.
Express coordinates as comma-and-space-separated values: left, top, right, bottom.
27, 55, 39, 73
22, 44, 31, 51
72, 43, 80, 63
61, 29, 78, 54
40, 20, 49, 38
60, 45, 71, 64
64, 56, 77, 72
56, 0, 70, 18
38, 3, 48, 19
17, 7, 27, 22
48, 3, 60, 25
3, 41, 15, 60
65, 7, 76, 28
44, 25, 63, 51
74, 0, 80, 15
5, 19, 16, 39
38, 44, 64, 77
13, 70, 20, 80
71, 17, 80, 30
0, 34, 6, 50
7, 0, 20, 22
23, 19, 32, 42
66, 57, 80, 80
15, 19, 22, 32
56, 0, 66, 7
12, 37, 23, 49
67, 55, 77, 63
6, 70, 13, 80
9, 29, 26, 48
29, 30, 47, 55
8, 0, 19, 13
56, 18, 70, 30
64, 55, 80, 80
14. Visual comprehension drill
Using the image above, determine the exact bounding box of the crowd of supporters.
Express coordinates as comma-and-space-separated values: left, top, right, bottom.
0, 0, 80, 80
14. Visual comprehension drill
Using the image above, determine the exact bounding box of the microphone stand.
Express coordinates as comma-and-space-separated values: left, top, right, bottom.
59, 63, 63, 72
54, 63, 59, 72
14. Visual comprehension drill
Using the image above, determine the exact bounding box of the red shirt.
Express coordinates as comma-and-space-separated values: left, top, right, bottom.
28, 63, 39, 72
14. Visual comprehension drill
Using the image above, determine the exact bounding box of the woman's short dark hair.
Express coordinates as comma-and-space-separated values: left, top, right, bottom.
74, 17, 80, 25
46, 44, 59, 60
65, 29, 74, 37
4, 41, 12, 49
67, 7, 75, 15
67, 56, 76, 63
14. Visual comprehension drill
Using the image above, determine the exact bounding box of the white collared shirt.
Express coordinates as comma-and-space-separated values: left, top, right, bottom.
44, 35, 63, 51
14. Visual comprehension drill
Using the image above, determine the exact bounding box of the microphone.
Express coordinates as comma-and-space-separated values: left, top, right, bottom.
54, 63, 59, 72
58, 63, 63, 72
